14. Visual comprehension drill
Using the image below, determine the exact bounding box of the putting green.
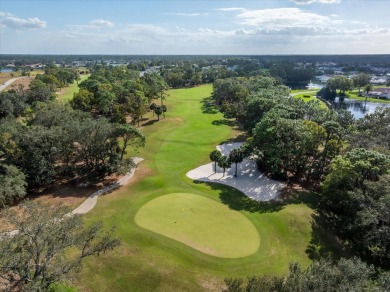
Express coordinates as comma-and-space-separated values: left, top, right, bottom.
135, 193, 260, 258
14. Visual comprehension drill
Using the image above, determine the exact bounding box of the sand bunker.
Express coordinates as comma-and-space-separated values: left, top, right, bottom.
186, 143, 284, 201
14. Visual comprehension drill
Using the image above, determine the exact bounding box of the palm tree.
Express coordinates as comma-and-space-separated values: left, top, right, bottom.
217, 155, 231, 177
364, 84, 373, 102
209, 150, 222, 173
229, 148, 244, 177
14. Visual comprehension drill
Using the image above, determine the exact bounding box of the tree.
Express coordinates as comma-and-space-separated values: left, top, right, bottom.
0, 164, 26, 206
364, 84, 373, 98
115, 124, 145, 160
224, 257, 385, 292
0, 201, 120, 291
95, 83, 115, 114
149, 102, 157, 116
209, 149, 222, 173
321, 148, 390, 265
161, 104, 167, 118
142, 73, 168, 105
130, 91, 147, 126
326, 76, 353, 95
217, 155, 231, 177
352, 73, 371, 93
229, 148, 245, 177
70, 89, 93, 111
154, 106, 163, 121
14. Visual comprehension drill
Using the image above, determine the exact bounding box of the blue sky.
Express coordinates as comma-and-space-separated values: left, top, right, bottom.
1, 0, 389, 54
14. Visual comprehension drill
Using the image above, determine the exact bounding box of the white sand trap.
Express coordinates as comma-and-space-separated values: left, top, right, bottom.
186, 143, 284, 201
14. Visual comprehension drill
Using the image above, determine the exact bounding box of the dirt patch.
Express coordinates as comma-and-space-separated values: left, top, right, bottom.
5, 77, 34, 91
0, 181, 99, 232
0, 162, 147, 231
33, 182, 100, 209
198, 275, 223, 291
0, 72, 21, 84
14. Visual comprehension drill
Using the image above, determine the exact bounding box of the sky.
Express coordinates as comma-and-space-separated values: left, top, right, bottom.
0, 0, 389, 55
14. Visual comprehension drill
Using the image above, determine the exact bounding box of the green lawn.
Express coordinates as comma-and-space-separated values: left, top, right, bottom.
345, 90, 390, 103
293, 92, 328, 109
56, 74, 90, 102
77, 84, 317, 291
135, 193, 260, 258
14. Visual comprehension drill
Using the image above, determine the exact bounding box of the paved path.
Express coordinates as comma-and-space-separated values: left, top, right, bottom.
71, 157, 143, 215
0, 77, 24, 92
187, 143, 284, 201
1, 158, 143, 237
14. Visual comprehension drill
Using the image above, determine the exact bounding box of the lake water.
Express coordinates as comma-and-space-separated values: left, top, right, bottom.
332, 97, 390, 119
298, 82, 390, 119
0, 68, 13, 73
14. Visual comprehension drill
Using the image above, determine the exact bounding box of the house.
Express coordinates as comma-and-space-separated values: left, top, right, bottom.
315, 75, 330, 83
368, 87, 390, 99
370, 76, 387, 85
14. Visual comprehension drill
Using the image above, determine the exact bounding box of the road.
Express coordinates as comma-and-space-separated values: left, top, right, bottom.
0, 77, 24, 92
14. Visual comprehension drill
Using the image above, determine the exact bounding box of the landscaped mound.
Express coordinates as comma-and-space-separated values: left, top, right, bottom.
135, 193, 260, 258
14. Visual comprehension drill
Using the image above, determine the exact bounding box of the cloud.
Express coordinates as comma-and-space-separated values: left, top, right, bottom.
236, 8, 341, 27
216, 8, 246, 12
169, 12, 202, 16
0, 12, 46, 29
66, 19, 114, 30
89, 19, 114, 27
290, 0, 341, 4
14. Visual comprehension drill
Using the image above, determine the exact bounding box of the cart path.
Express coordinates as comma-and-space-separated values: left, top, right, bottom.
2, 158, 143, 237
0, 77, 25, 92
71, 157, 143, 215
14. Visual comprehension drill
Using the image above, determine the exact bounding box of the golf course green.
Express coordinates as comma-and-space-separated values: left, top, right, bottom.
78, 84, 314, 291
135, 193, 260, 258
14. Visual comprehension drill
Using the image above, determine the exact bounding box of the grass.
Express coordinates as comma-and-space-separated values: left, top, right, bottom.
290, 89, 314, 93
0, 69, 44, 84
77, 84, 319, 291
293, 92, 328, 109
56, 74, 90, 102
344, 90, 390, 103
135, 193, 260, 258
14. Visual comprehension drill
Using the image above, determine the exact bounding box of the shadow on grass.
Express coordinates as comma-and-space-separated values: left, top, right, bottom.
212, 119, 236, 127
191, 165, 350, 260
280, 187, 348, 260
193, 180, 284, 213
200, 97, 219, 114
305, 213, 349, 261
193, 180, 348, 260
141, 119, 159, 127
218, 133, 249, 145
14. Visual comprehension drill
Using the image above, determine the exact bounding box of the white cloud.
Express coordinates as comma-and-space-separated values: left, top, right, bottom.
216, 8, 246, 12
290, 0, 341, 4
66, 19, 114, 30
1, 6, 389, 55
0, 12, 46, 29
89, 19, 114, 27
237, 8, 341, 27
168, 12, 203, 16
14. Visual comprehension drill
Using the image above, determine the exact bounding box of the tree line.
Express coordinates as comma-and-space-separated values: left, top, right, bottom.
211, 75, 390, 286
71, 65, 169, 125
0, 65, 150, 207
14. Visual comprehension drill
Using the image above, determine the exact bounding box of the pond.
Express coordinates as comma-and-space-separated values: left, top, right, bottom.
0, 68, 14, 73
288, 81, 325, 90
332, 97, 390, 119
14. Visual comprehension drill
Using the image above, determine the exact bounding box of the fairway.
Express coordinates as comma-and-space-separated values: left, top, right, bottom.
79, 84, 314, 291
135, 193, 260, 258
